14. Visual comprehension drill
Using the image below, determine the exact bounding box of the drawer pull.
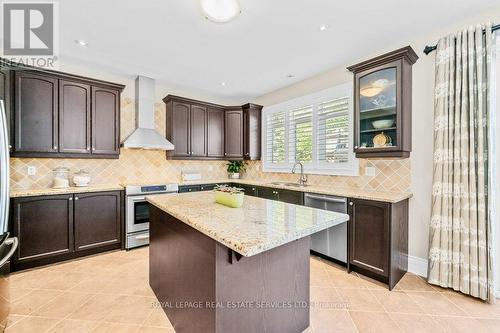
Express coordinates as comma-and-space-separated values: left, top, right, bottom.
135, 235, 149, 240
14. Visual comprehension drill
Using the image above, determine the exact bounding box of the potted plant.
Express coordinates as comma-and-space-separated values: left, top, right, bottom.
226, 160, 246, 179
214, 184, 245, 208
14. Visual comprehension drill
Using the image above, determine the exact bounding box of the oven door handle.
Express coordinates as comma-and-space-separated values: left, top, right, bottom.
128, 196, 146, 202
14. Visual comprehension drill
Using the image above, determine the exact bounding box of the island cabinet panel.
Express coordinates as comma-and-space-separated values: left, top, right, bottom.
242, 103, 263, 160
14, 72, 59, 153
0, 69, 13, 151
224, 108, 244, 158
10, 191, 124, 271
257, 187, 303, 205
12, 195, 74, 264
149, 206, 310, 333
74, 191, 121, 251
59, 80, 91, 154
207, 107, 225, 158
91, 86, 120, 156
236, 183, 258, 197
190, 104, 207, 157
348, 198, 409, 290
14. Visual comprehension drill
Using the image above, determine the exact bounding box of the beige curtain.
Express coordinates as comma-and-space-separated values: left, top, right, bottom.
428, 24, 495, 302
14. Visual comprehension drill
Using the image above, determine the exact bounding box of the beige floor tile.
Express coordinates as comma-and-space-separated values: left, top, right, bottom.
90, 322, 140, 333
143, 307, 173, 328
395, 275, 436, 292
355, 274, 388, 290
137, 326, 175, 333
4, 315, 25, 328
349, 310, 400, 333
475, 318, 500, 332
5, 316, 60, 333
310, 267, 333, 288
337, 288, 384, 312
46, 319, 99, 333
389, 313, 445, 332
444, 291, 500, 319
327, 270, 372, 289
311, 309, 357, 333
40, 272, 89, 291
8, 270, 60, 289
406, 291, 468, 316
102, 295, 156, 324
371, 289, 424, 314
433, 315, 495, 333
31, 291, 93, 318
9, 289, 62, 315
5, 288, 32, 303
70, 276, 115, 293
100, 277, 154, 297
68, 294, 124, 321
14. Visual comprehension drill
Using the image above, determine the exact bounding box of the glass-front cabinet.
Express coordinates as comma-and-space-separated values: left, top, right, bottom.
348, 46, 418, 158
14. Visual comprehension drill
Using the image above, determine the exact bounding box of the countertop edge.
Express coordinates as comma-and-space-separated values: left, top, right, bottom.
10, 184, 124, 198
146, 195, 349, 257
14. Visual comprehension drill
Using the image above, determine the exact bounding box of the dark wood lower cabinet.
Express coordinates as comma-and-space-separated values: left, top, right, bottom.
347, 198, 408, 290
11, 191, 123, 271
257, 186, 303, 205
12, 194, 74, 264
74, 191, 121, 251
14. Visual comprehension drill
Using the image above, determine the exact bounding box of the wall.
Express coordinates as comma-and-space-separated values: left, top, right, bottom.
253, 7, 500, 267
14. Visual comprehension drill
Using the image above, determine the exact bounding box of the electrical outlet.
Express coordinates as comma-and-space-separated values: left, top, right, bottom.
365, 166, 375, 177
27, 166, 37, 176
208, 165, 213, 171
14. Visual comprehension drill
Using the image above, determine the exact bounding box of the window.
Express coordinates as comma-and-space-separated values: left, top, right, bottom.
262, 83, 358, 176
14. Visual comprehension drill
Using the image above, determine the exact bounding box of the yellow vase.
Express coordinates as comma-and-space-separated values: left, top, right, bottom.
214, 191, 244, 208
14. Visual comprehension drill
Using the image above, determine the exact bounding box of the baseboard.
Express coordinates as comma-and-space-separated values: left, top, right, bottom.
408, 255, 428, 278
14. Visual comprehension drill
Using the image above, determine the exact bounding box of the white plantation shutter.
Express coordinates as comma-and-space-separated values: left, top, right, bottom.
317, 97, 350, 164
265, 111, 286, 164
288, 105, 313, 163
262, 83, 357, 176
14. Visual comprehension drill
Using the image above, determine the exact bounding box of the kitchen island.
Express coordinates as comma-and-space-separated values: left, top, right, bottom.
147, 192, 349, 333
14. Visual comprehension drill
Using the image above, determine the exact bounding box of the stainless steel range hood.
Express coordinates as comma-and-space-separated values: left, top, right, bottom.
121, 76, 175, 150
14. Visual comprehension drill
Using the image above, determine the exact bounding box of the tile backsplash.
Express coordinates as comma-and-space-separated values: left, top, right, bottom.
9, 98, 410, 192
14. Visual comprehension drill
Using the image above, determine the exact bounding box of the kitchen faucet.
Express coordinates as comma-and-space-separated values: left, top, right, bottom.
292, 161, 308, 186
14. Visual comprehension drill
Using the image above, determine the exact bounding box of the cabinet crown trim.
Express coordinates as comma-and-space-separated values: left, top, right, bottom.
347, 46, 418, 72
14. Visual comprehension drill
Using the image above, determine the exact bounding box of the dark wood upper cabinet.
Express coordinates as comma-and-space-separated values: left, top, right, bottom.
224, 108, 244, 158
91, 86, 120, 156
59, 80, 91, 154
242, 103, 262, 160
164, 95, 262, 160
74, 191, 121, 251
0, 69, 13, 151
348, 198, 409, 290
207, 107, 224, 158
12, 194, 74, 264
14, 72, 58, 153
347, 46, 418, 158
9, 66, 124, 158
190, 104, 207, 157
167, 101, 191, 157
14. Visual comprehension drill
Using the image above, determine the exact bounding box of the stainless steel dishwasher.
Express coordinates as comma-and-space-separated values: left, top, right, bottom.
304, 193, 348, 264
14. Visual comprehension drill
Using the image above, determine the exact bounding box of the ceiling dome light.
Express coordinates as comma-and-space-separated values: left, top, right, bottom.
74, 39, 88, 47
200, 0, 241, 23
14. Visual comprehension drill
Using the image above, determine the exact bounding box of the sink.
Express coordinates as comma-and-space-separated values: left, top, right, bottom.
267, 182, 308, 188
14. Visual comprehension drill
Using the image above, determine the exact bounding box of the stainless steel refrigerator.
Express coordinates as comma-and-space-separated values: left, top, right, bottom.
0, 100, 18, 332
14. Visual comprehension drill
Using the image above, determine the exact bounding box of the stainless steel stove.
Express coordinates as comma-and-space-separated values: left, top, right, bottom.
125, 183, 178, 249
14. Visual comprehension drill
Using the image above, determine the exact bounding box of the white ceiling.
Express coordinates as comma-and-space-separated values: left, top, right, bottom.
58, 0, 498, 103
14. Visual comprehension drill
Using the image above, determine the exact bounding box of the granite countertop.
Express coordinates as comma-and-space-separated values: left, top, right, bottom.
146, 191, 349, 257
179, 179, 412, 203
10, 184, 124, 198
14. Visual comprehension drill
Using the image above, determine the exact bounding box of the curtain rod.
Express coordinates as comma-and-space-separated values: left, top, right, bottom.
423, 23, 500, 55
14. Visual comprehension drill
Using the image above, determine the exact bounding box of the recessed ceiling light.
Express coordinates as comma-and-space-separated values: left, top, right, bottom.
319, 25, 327, 31
200, 0, 241, 23
220, 82, 226, 86
286, 74, 295, 78
75, 39, 88, 47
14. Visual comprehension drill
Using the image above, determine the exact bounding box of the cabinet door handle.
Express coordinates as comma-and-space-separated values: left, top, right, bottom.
68, 197, 73, 201
188, 189, 192, 192
53, 145, 57, 150
86, 146, 90, 151
349, 202, 353, 206
354, 146, 358, 149
74, 197, 79, 200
